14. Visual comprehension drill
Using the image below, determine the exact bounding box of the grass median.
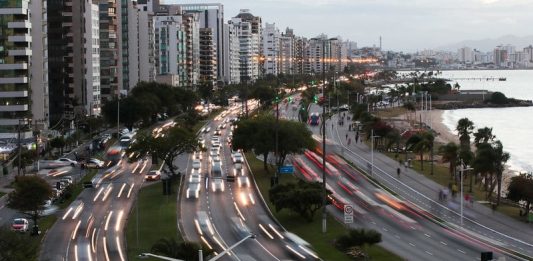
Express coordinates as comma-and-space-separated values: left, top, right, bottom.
246, 152, 402, 261
125, 178, 181, 261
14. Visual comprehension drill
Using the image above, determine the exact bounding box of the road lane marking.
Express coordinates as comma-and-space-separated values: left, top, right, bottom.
425, 251, 433, 256
457, 249, 466, 254
424, 233, 431, 238
409, 242, 415, 247
440, 241, 447, 246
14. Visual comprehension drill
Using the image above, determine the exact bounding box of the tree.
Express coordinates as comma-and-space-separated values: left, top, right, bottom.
49, 136, 66, 155
7, 176, 53, 233
456, 118, 474, 147
406, 131, 434, 171
335, 228, 382, 255
13, 149, 34, 175
151, 238, 213, 261
269, 180, 326, 222
0, 227, 39, 261
473, 127, 496, 147
276, 120, 315, 168
471, 140, 509, 205
127, 126, 199, 175
507, 173, 533, 217
490, 92, 508, 104
439, 142, 459, 178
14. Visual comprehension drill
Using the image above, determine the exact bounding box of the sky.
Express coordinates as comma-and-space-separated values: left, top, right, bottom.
168, 0, 533, 52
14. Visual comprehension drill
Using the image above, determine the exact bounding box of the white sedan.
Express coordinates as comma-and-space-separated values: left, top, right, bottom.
192, 159, 201, 171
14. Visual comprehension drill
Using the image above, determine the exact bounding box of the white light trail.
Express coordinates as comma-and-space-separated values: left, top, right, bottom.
72, 220, 81, 240
259, 224, 274, 239
117, 183, 126, 198
116, 236, 125, 261
115, 210, 124, 232
104, 211, 113, 231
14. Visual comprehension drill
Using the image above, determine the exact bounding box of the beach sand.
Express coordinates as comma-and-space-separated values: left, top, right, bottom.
428, 109, 459, 145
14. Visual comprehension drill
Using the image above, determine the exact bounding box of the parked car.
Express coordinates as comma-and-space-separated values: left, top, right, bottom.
145, 170, 161, 181
11, 218, 29, 232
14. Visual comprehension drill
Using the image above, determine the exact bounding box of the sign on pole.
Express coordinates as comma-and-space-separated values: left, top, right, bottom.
278, 165, 294, 174
344, 205, 354, 224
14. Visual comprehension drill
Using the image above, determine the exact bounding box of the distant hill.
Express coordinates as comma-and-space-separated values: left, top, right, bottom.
436, 35, 533, 52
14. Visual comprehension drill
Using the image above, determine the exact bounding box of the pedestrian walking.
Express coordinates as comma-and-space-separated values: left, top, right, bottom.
348, 138, 351, 145
404, 160, 408, 170
396, 167, 401, 178
345, 133, 348, 140
349, 125, 352, 131
355, 134, 359, 143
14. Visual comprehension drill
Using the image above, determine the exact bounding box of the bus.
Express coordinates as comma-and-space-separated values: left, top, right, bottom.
308, 113, 320, 126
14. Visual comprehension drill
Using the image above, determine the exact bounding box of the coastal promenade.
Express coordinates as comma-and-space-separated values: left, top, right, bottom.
325, 111, 533, 259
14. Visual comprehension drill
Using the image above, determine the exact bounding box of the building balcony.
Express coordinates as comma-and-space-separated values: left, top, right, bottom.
0, 119, 26, 126
8, 35, 31, 43
8, 21, 31, 29
0, 104, 29, 112
0, 63, 28, 70
8, 48, 31, 56
62, 11, 72, 17
0, 8, 28, 15
0, 91, 28, 98
0, 77, 28, 84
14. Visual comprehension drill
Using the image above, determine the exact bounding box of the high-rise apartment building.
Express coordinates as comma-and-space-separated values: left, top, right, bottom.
127, 1, 156, 88
199, 28, 217, 86
458, 47, 474, 63
262, 23, 280, 75
180, 4, 224, 85
99, 0, 120, 101
47, 0, 101, 127
230, 9, 262, 82
0, 0, 47, 138
306, 34, 331, 74
30, 0, 49, 131
279, 28, 295, 75
222, 22, 240, 84
154, 15, 187, 86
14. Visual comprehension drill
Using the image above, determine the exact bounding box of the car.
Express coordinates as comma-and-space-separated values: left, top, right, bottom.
11, 218, 29, 232
85, 158, 105, 169
209, 150, 219, 159
214, 129, 221, 136
60, 177, 73, 185
203, 127, 211, 133
186, 182, 201, 199
211, 156, 222, 165
192, 159, 201, 171
220, 123, 226, 129
212, 141, 220, 148
237, 176, 250, 188
189, 173, 202, 183
211, 178, 225, 192
145, 170, 161, 181
57, 158, 77, 166
193, 151, 202, 160
232, 153, 243, 163
198, 138, 205, 148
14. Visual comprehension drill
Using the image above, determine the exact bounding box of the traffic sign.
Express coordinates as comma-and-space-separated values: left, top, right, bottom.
344, 205, 354, 224
278, 165, 294, 174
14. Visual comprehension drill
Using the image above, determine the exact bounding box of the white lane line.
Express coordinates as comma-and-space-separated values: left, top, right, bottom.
424, 233, 431, 238
409, 242, 415, 247
457, 249, 466, 254
394, 234, 400, 239
440, 241, 447, 246
383, 228, 388, 232
425, 251, 433, 256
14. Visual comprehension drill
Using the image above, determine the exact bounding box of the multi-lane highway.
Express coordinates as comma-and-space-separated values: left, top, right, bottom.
40, 156, 150, 261
295, 100, 533, 261
180, 103, 319, 261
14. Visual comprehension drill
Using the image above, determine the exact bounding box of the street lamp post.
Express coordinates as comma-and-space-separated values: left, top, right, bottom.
17, 118, 30, 176
321, 39, 327, 234
459, 159, 473, 226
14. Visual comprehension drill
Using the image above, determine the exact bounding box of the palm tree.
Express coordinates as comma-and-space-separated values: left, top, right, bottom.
406, 131, 434, 171
473, 127, 496, 147
439, 142, 459, 179
472, 143, 497, 199
456, 118, 474, 148
151, 238, 213, 261
493, 140, 510, 205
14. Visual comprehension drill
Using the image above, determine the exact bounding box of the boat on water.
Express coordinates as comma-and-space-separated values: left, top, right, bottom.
498, 77, 506, 81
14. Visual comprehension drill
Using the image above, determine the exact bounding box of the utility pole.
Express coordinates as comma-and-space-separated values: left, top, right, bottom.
321, 40, 327, 234
17, 119, 22, 176
274, 87, 280, 187
117, 96, 120, 138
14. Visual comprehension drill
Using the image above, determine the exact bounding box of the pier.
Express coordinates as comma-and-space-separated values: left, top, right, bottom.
446, 77, 506, 81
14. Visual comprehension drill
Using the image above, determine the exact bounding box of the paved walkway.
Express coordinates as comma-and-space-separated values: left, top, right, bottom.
312, 106, 533, 257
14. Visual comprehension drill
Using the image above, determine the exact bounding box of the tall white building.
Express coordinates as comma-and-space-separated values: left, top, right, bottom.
458, 47, 474, 63
230, 9, 262, 82
180, 4, 224, 84
154, 15, 187, 86
85, 3, 101, 116
262, 23, 281, 75
0, 0, 48, 138
30, 0, 49, 131
223, 22, 240, 84
127, 1, 156, 89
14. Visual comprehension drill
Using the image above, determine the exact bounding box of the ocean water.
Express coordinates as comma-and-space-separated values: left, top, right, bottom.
439, 70, 533, 173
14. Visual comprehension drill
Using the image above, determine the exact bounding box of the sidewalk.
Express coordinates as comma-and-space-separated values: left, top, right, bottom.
324, 111, 533, 254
